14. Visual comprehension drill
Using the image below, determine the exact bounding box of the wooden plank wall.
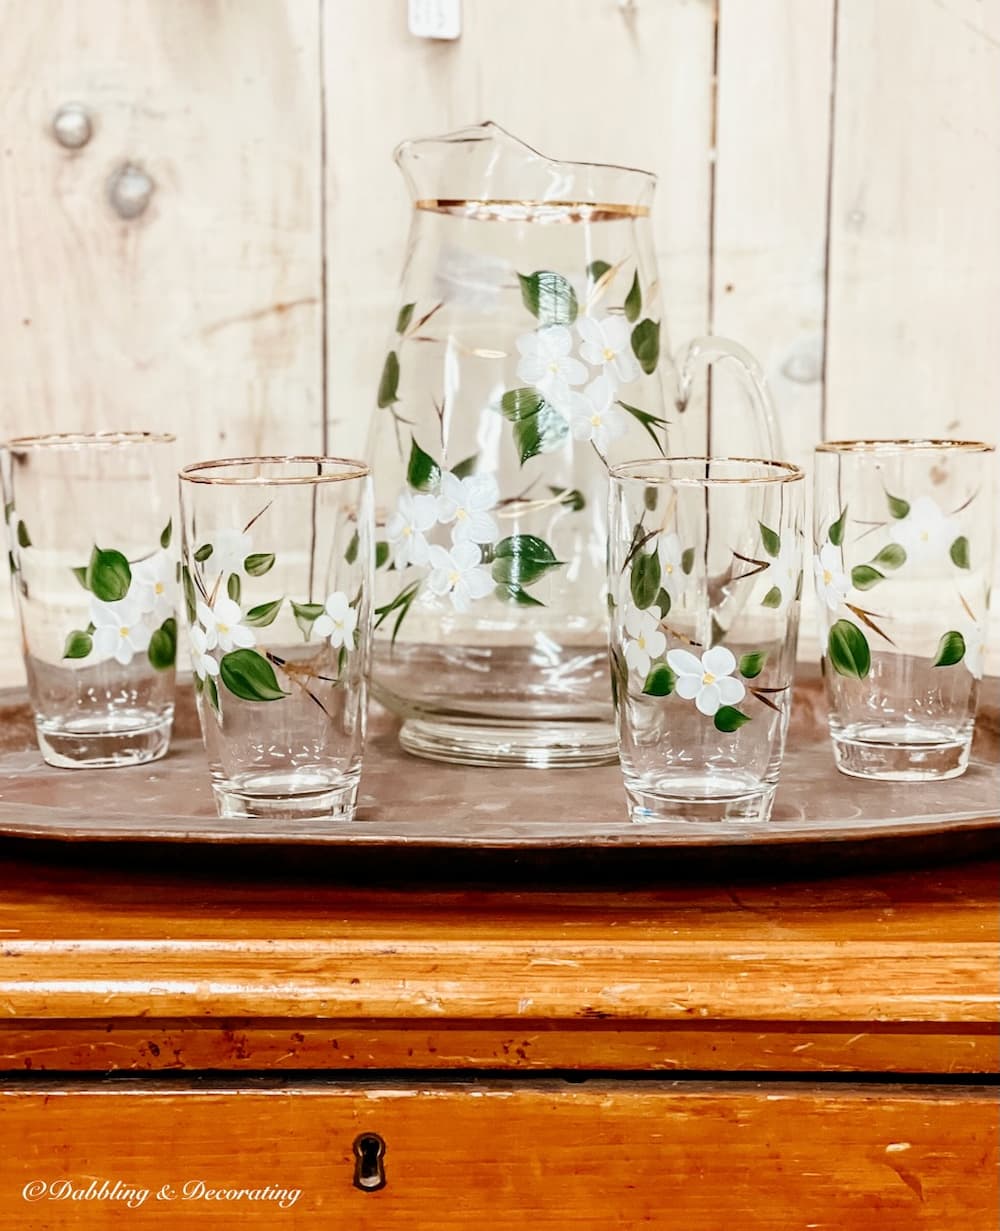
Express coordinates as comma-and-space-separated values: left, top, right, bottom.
0, 0, 997, 684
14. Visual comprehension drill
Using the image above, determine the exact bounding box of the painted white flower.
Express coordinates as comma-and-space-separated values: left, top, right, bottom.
436, 471, 499, 546
386, 489, 437, 570
515, 325, 588, 410
576, 315, 641, 387
131, 549, 174, 623
667, 646, 746, 717
567, 375, 626, 453
196, 596, 255, 652
89, 596, 152, 666
656, 533, 686, 606
813, 542, 849, 612
888, 495, 957, 565
624, 605, 666, 676
764, 538, 800, 609
189, 625, 219, 681
201, 528, 252, 578
961, 620, 985, 680
311, 591, 358, 649
426, 541, 494, 613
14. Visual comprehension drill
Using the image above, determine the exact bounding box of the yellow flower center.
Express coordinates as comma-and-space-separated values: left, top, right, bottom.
602, 346, 616, 361
403, 525, 412, 537
590, 413, 602, 427
119, 627, 129, 638
154, 582, 164, 595
664, 563, 674, 575
702, 671, 716, 686
218, 622, 230, 636
823, 569, 833, 585
637, 634, 646, 650
449, 570, 461, 586
920, 530, 929, 542
456, 507, 468, 520
548, 360, 560, 374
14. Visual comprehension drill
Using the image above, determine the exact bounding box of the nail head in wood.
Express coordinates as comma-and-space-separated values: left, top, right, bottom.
108, 163, 154, 220
51, 103, 92, 150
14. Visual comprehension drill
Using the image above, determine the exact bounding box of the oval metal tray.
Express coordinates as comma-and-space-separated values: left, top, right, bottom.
0, 674, 996, 853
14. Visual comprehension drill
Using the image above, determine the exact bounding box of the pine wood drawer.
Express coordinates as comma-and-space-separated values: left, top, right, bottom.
1, 1080, 995, 1228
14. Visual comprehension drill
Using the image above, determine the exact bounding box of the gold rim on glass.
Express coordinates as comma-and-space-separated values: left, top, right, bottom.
415, 199, 650, 220
609, 457, 804, 486
6, 430, 175, 451
179, 456, 370, 486
815, 439, 995, 455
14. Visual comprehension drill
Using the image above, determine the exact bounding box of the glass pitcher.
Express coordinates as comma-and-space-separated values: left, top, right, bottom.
366, 123, 781, 767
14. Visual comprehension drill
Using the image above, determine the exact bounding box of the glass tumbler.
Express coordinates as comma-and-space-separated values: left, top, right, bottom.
2, 432, 177, 768
813, 439, 995, 781
178, 457, 373, 821
608, 458, 805, 823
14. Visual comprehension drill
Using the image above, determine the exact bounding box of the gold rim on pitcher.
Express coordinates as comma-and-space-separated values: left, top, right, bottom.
180, 456, 370, 486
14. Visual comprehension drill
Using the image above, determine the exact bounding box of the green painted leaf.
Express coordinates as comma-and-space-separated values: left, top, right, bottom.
244, 552, 275, 578
147, 617, 177, 670
950, 536, 970, 569
630, 549, 661, 610
345, 531, 359, 564
377, 351, 400, 408
617, 401, 668, 456
219, 648, 288, 702
16, 520, 30, 549
794, 570, 804, 601
395, 302, 415, 334
518, 270, 578, 325
827, 619, 871, 679
624, 271, 642, 323
739, 651, 767, 679
643, 485, 658, 512
452, 454, 478, 479
86, 546, 131, 602
872, 543, 906, 570
850, 564, 885, 591
514, 403, 568, 464
500, 387, 544, 421
71, 565, 90, 590
406, 437, 441, 492
759, 522, 781, 557
932, 630, 966, 668
181, 565, 198, 623
495, 583, 545, 607
681, 547, 695, 575
159, 519, 172, 549
548, 486, 585, 512
194, 543, 213, 563
291, 601, 324, 640
62, 629, 93, 659
886, 491, 910, 519
642, 662, 676, 696
244, 598, 283, 628
205, 675, 220, 714
609, 644, 628, 711
373, 580, 421, 645
630, 318, 660, 375
828, 507, 848, 547
227, 573, 242, 603
587, 259, 612, 282
655, 587, 672, 618
7, 551, 15, 575
762, 585, 783, 609
375, 541, 390, 569
714, 706, 751, 732
492, 535, 563, 588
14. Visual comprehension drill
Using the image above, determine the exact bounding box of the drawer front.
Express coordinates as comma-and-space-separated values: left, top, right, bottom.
1, 1081, 995, 1229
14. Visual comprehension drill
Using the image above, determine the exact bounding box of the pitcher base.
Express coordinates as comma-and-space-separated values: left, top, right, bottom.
398, 718, 619, 768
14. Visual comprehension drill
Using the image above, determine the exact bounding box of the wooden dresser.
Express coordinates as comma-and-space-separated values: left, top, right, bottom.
0, 845, 996, 1228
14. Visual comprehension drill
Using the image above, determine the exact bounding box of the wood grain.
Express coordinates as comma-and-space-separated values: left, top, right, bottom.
0, 1082, 996, 1228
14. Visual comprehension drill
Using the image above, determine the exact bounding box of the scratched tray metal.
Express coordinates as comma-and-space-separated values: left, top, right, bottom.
0, 672, 997, 856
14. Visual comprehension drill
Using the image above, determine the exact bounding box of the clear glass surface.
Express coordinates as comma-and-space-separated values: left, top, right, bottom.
608, 458, 805, 823
178, 457, 373, 821
368, 122, 780, 767
2, 432, 177, 768
813, 439, 995, 781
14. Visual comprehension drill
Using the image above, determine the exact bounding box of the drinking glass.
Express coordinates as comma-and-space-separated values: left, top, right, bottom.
2, 432, 177, 768
813, 439, 995, 781
608, 458, 805, 823
178, 457, 373, 821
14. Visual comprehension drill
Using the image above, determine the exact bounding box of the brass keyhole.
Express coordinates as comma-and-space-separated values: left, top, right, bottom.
352, 1132, 386, 1192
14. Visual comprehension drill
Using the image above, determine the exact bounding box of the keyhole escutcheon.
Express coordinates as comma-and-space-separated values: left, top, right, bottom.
352, 1132, 386, 1192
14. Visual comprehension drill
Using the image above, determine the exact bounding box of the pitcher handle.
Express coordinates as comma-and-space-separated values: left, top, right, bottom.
675, 336, 783, 461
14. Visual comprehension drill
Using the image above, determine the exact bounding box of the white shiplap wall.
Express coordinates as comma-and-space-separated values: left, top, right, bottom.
0, 0, 997, 684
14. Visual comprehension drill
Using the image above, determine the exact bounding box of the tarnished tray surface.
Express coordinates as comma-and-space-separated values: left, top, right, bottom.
0, 676, 996, 850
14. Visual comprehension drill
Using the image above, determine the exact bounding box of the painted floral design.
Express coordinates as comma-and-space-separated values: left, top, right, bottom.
623, 605, 666, 676
131, 550, 174, 624
762, 539, 800, 611
567, 375, 626, 453
196, 597, 256, 653
960, 619, 985, 680
656, 533, 687, 607
386, 490, 436, 570
89, 596, 153, 666
189, 625, 220, 682
515, 325, 587, 411
888, 495, 957, 564
813, 542, 849, 612
435, 472, 500, 546
667, 646, 746, 717
200, 527, 253, 579
426, 541, 494, 613
311, 591, 358, 648
577, 315, 641, 387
